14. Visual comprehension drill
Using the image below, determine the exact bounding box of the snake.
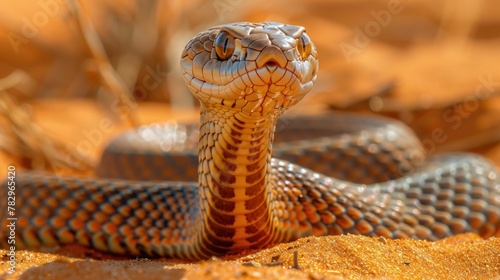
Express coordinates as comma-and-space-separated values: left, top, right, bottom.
1, 22, 500, 260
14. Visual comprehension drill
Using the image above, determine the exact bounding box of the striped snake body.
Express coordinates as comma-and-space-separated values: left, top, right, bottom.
1, 22, 500, 259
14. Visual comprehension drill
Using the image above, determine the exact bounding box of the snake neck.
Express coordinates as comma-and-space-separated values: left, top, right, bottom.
197, 106, 277, 253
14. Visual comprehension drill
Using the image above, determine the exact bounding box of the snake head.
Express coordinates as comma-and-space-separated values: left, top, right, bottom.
180, 22, 318, 118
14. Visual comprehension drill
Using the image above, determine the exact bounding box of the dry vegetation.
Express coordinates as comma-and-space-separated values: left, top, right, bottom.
0, 0, 499, 279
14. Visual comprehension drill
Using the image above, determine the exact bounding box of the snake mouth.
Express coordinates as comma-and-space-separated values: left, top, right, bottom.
181, 63, 314, 117
222, 67, 313, 116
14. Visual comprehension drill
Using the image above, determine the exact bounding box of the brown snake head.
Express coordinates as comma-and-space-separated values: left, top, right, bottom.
180, 22, 318, 118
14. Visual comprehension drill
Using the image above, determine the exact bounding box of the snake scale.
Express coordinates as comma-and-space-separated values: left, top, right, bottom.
1, 22, 500, 260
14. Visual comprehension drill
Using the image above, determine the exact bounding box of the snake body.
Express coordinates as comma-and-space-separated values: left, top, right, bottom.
1, 22, 500, 259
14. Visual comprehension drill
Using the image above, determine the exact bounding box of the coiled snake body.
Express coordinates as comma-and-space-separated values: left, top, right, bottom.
1, 22, 500, 259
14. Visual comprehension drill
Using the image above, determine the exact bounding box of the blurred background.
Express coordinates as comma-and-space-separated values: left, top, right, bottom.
0, 0, 499, 176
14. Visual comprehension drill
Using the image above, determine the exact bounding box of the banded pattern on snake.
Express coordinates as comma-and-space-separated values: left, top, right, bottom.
1, 22, 499, 260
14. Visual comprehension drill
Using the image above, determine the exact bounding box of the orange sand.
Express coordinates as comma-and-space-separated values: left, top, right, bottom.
1, 234, 499, 279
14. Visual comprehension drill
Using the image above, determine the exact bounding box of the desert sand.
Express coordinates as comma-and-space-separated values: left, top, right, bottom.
1, 234, 499, 279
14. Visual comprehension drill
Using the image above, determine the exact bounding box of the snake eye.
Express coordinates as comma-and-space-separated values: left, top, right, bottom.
297, 33, 312, 60
215, 31, 235, 60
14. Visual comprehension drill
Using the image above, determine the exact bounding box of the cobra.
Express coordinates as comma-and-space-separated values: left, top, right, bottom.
1, 22, 499, 260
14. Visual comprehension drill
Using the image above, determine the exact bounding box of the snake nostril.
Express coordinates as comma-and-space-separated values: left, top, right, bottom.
256, 45, 287, 68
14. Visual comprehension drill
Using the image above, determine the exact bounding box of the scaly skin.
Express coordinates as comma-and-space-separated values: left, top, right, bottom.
1, 22, 499, 259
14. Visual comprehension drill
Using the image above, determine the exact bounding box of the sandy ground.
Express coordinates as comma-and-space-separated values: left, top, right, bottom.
1, 234, 499, 279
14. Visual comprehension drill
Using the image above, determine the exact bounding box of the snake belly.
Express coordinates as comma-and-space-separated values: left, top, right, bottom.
1, 22, 500, 260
